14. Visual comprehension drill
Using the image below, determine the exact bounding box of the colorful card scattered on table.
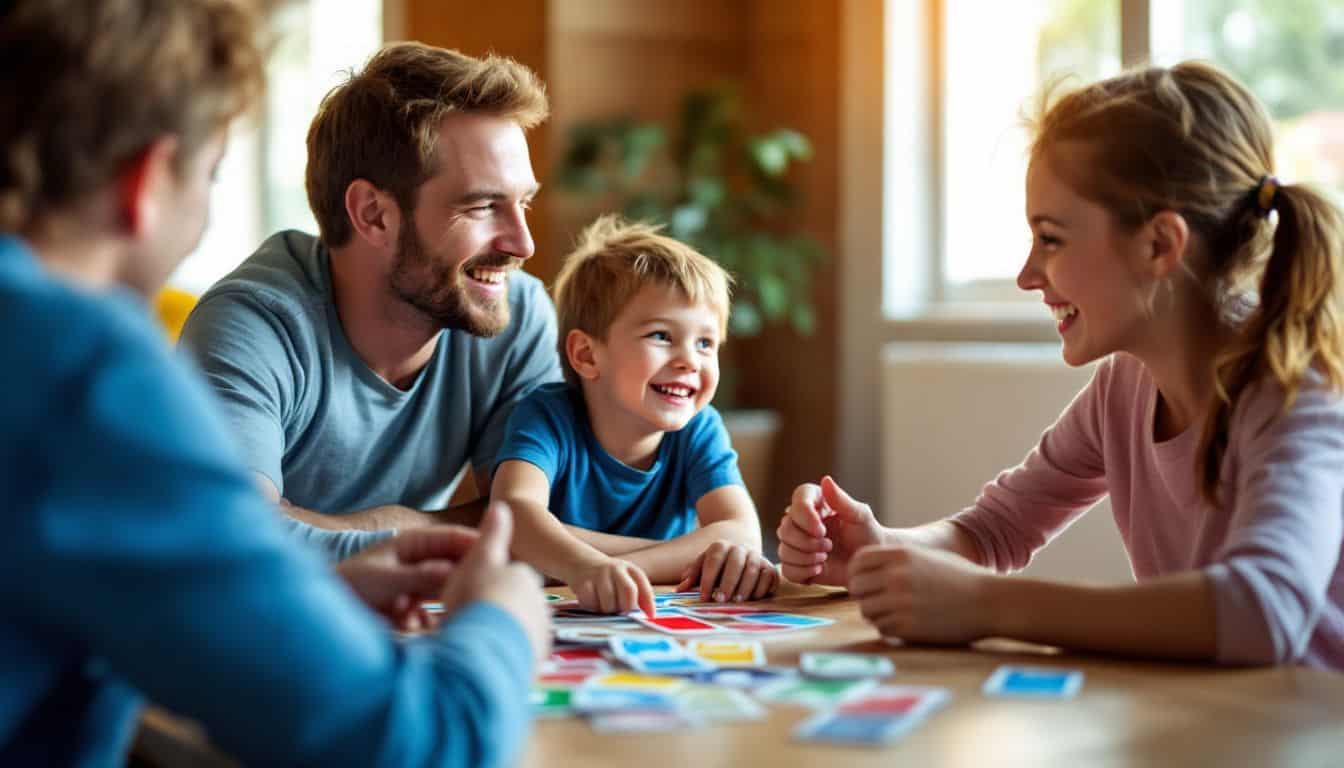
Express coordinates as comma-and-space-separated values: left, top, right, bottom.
688, 639, 767, 667
982, 666, 1084, 699
800, 652, 894, 679
755, 677, 877, 709
793, 685, 950, 747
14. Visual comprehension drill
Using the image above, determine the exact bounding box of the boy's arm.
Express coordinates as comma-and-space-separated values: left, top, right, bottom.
622, 484, 761, 583
492, 460, 655, 615
490, 459, 608, 580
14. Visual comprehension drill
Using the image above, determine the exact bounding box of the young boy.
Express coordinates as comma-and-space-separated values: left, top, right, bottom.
491, 216, 778, 615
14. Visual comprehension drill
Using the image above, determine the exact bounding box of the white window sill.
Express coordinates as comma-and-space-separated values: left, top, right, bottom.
883, 301, 1059, 343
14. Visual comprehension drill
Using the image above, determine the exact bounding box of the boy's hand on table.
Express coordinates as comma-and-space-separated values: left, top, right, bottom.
677, 541, 779, 602
568, 558, 656, 617
778, 476, 885, 587
439, 501, 552, 661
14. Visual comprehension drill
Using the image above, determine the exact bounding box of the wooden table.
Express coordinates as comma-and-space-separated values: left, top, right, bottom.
520, 582, 1344, 767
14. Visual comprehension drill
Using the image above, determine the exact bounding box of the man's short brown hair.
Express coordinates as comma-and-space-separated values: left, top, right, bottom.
0, 0, 264, 232
305, 42, 549, 248
552, 215, 733, 386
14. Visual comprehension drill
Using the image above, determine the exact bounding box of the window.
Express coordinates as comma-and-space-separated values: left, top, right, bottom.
887, 0, 1344, 314
168, 0, 382, 295
1152, 0, 1344, 200
942, 0, 1120, 299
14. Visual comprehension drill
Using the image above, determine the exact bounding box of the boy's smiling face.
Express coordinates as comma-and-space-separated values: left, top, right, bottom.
581, 283, 723, 437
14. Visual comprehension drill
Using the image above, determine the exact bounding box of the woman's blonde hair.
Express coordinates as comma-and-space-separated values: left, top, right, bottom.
1029, 61, 1344, 505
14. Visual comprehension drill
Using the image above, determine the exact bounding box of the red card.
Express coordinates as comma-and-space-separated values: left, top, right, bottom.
552, 648, 606, 663
635, 614, 721, 634
721, 622, 798, 633
838, 694, 923, 715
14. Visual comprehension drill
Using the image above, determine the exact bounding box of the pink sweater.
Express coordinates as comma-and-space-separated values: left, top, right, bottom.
952, 353, 1344, 669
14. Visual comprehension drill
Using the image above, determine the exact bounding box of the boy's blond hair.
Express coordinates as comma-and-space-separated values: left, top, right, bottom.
553, 215, 733, 386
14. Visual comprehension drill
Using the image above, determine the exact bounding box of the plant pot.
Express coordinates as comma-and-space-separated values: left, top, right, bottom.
721, 408, 782, 520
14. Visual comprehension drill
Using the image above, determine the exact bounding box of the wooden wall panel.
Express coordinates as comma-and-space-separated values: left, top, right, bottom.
740, 0, 841, 530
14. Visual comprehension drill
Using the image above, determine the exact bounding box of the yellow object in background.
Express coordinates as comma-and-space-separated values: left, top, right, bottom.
155, 287, 198, 342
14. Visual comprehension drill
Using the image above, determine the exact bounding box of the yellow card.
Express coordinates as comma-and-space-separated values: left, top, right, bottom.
689, 639, 767, 667
591, 672, 686, 691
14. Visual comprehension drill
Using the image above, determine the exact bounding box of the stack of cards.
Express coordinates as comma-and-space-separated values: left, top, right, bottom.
982, 665, 1084, 699
794, 685, 950, 747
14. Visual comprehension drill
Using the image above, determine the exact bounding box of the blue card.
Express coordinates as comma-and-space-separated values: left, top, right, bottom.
982, 665, 1084, 699
745, 613, 834, 628
794, 712, 924, 746
571, 686, 679, 713
692, 666, 799, 689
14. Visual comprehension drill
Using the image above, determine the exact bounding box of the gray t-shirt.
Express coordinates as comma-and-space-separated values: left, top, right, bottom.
181, 229, 561, 521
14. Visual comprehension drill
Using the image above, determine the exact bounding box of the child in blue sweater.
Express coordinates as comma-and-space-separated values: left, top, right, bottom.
492, 216, 778, 614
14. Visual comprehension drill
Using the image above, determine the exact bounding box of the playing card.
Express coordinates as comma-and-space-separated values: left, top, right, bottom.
632, 613, 723, 636
589, 672, 688, 692
680, 606, 772, 618
754, 677, 877, 709
675, 685, 767, 722
982, 666, 1084, 699
740, 613, 834, 628
692, 666, 799, 690
531, 686, 575, 718
800, 652, 894, 679
794, 686, 950, 746
555, 626, 629, 646
627, 654, 716, 676
571, 686, 680, 714
688, 639, 767, 667
588, 711, 701, 733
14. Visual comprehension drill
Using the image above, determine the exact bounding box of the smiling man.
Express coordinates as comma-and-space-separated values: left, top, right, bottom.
181, 43, 562, 556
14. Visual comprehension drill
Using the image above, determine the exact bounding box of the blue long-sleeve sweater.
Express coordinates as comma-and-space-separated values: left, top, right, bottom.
0, 235, 534, 766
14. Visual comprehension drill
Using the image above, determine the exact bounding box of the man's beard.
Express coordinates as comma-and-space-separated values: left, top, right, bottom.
388, 223, 512, 338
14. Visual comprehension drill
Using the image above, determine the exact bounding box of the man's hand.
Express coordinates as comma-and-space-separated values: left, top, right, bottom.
777, 476, 885, 586
567, 557, 656, 617
440, 501, 552, 661
336, 526, 480, 630
676, 541, 779, 602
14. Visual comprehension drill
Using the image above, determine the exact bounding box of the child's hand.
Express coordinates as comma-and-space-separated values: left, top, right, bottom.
568, 557, 656, 616
677, 541, 779, 603
778, 476, 884, 586
848, 541, 991, 645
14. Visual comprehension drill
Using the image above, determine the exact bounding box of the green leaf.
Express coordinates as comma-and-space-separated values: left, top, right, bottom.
729, 302, 763, 337
670, 205, 708, 238
773, 129, 813, 161
688, 177, 725, 208
791, 303, 817, 335
620, 124, 664, 180
749, 137, 789, 176
756, 272, 788, 318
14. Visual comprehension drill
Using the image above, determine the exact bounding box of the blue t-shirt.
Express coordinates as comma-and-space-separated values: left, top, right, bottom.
493, 382, 744, 539
0, 235, 533, 766
180, 230, 561, 514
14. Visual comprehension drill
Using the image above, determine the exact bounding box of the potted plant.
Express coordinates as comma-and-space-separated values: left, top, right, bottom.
554, 85, 824, 507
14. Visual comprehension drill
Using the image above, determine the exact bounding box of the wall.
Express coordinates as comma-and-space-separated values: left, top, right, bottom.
881, 342, 1133, 583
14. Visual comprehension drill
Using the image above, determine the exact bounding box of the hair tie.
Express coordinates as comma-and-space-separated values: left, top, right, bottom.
1256, 175, 1280, 215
